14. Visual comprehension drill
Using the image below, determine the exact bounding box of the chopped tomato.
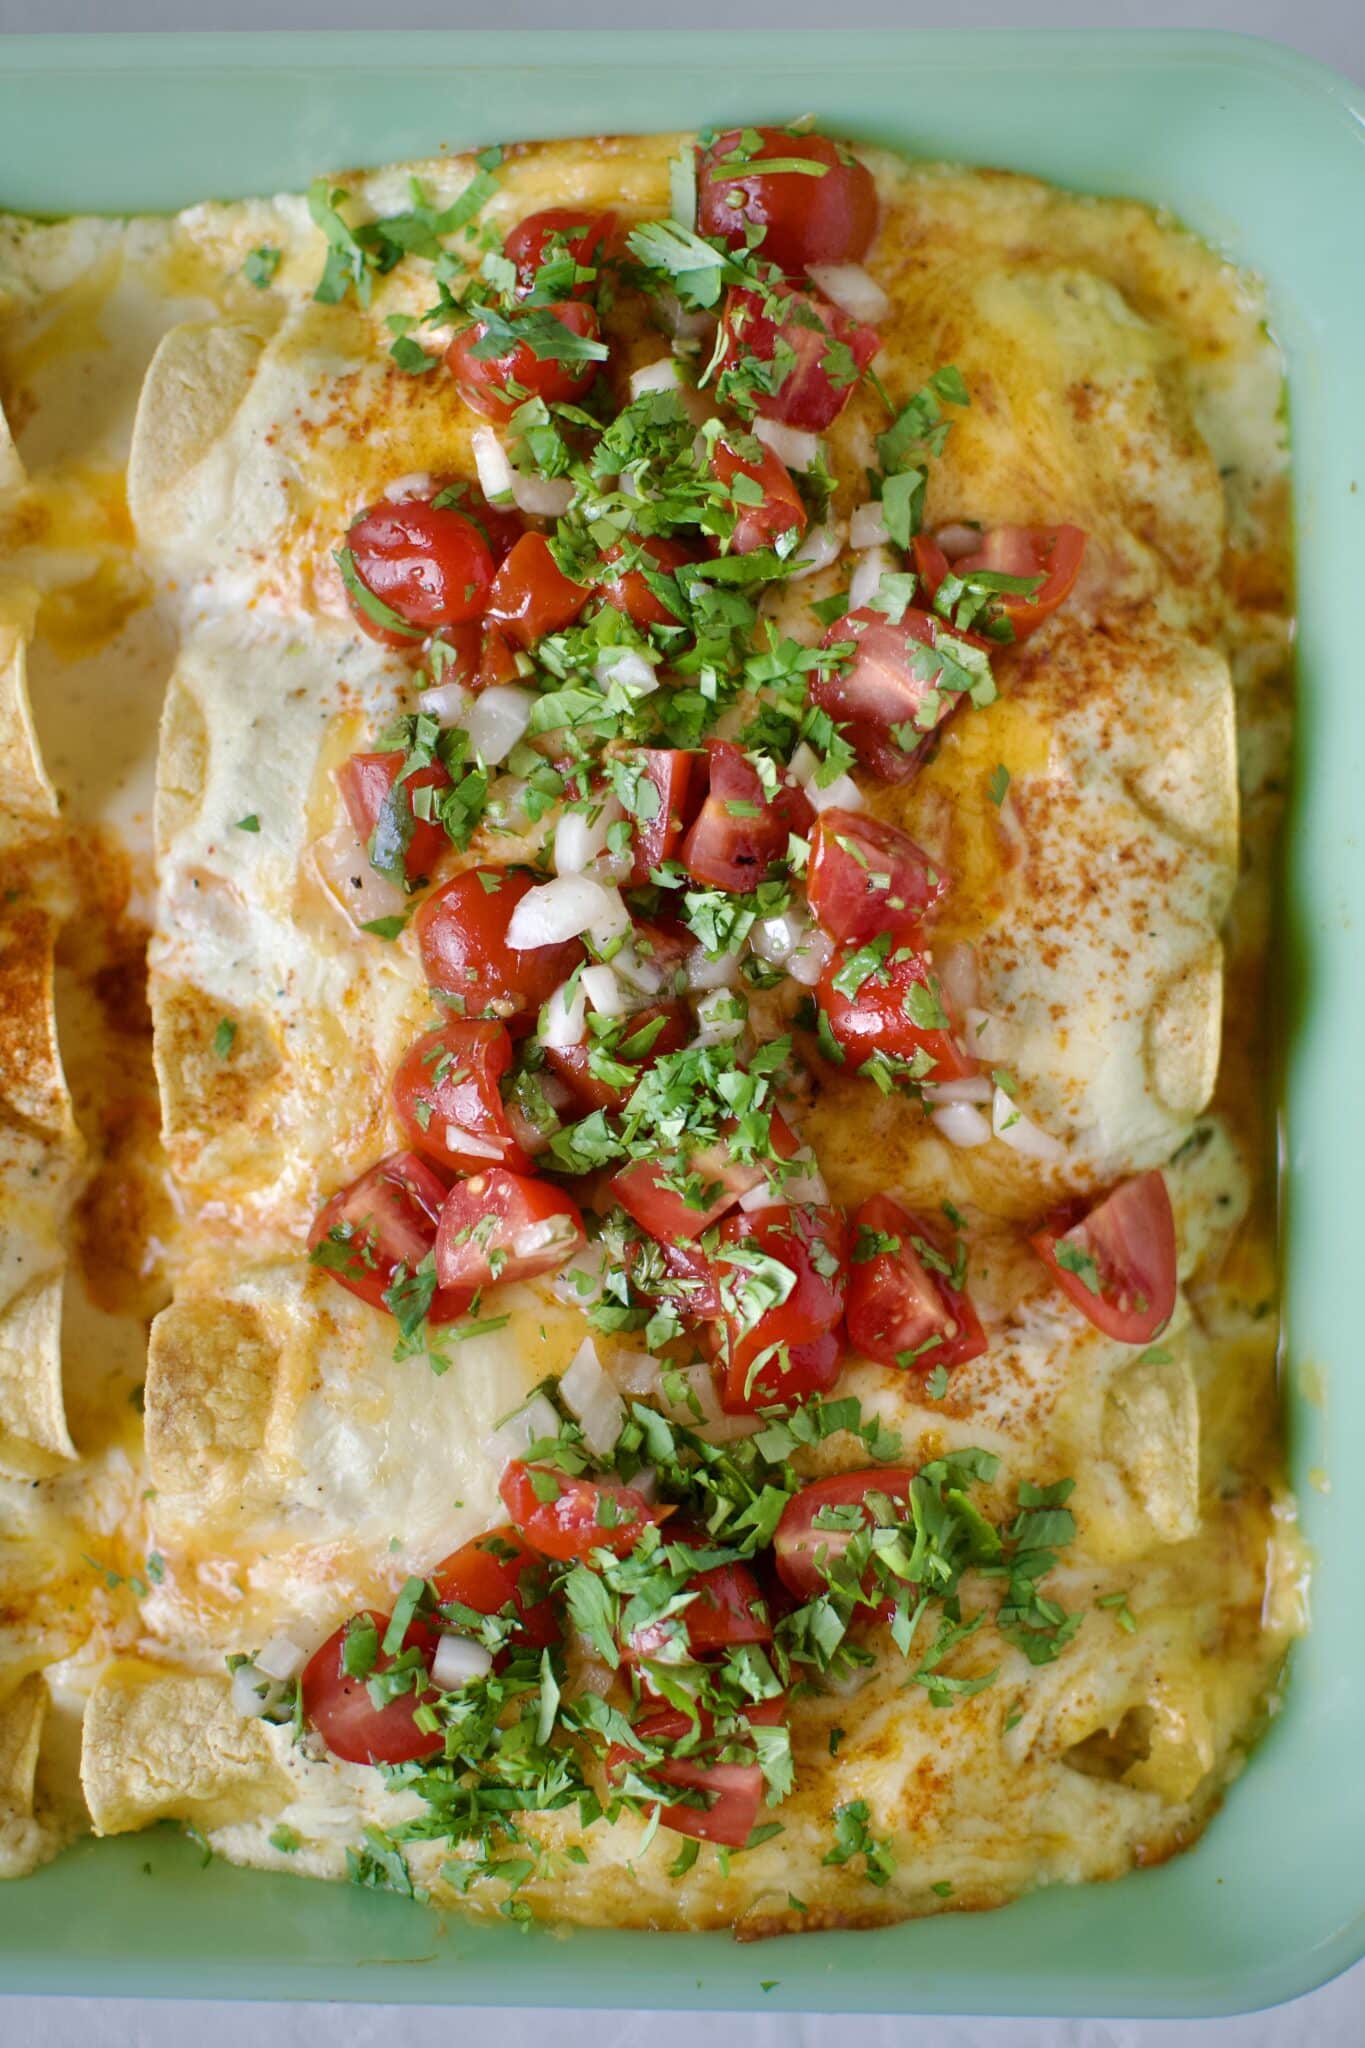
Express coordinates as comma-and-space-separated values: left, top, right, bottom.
545, 1000, 691, 1114
308, 1151, 471, 1323
711, 435, 807, 555
610, 1109, 799, 1242
435, 1168, 586, 1293
416, 867, 585, 1026
301, 1608, 442, 1767
816, 937, 977, 1082
391, 1021, 532, 1176
336, 750, 453, 889
1030, 1170, 1176, 1345
815, 607, 990, 784
433, 1524, 560, 1649
625, 1233, 724, 1322
445, 300, 604, 422
626, 750, 704, 886
601, 536, 695, 628
499, 1458, 668, 1562
428, 477, 525, 561
847, 1194, 986, 1373
343, 494, 496, 647
504, 207, 619, 297
773, 1467, 919, 1600
628, 914, 694, 987
718, 284, 878, 432
476, 624, 524, 690
625, 1559, 771, 1661
697, 127, 877, 276
807, 807, 948, 944
713, 1204, 849, 1412
609, 1696, 787, 1848
919, 524, 1087, 642
485, 531, 589, 648
681, 738, 813, 892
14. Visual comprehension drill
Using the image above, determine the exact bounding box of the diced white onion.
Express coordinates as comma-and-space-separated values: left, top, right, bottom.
849, 544, 894, 611
612, 941, 666, 996
540, 978, 588, 1050
936, 523, 982, 560
508, 874, 628, 950
382, 471, 435, 503
552, 1239, 610, 1309
482, 1392, 560, 1468
465, 684, 533, 767
693, 987, 747, 1045
444, 1121, 504, 1161
471, 427, 516, 507
654, 291, 716, 343
992, 1086, 1066, 1162
662, 1363, 759, 1443
594, 645, 661, 698
781, 1150, 830, 1205
788, 742, 820, 785
965, 1007, 996, 1059
786, 521, 844, 580
580, 963, 626, 1016
630, 1464, 659, 1504
255, 1634, 307, 1683
750, 911, 806, 967
787, 926, 835, 988
738, 1177, 780, 1213
922, 1075, 994, 1106
849, 501, 892, 550
610, 1348, 663, 1397
512, 1214, 580, 1260
559, 1338, 626, 1458
417, 679, 474, 727
431, 1634, 494, 1689
307, 823, 406, 932
511, 473, 575, 519
804, 772, 864, 815
554, 794, 625, 876
483, 775, 533, 834
630, 357, 684, 399
686, 944, 742, 992
230, 1663, 275, 1720
936, 940, 981, 1020
754, 417, 821, 473
807, 262, 891, 324
931, 1102, 993, 1148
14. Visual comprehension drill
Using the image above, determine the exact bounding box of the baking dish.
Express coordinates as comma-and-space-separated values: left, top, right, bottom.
0, 27, 1361, 2017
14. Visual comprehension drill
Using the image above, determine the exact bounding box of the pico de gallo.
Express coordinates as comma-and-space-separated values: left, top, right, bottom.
273, 125, 1182, 1882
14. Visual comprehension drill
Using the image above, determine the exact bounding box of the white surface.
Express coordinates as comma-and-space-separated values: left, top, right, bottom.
2, 2, 1362, 2041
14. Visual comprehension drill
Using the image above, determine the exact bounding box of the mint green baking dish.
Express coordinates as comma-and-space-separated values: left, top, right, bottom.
2, 28, 1361, 2018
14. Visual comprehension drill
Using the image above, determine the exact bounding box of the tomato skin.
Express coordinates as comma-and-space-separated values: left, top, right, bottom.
1030, 1169, 1177, 1345
392, 1021, 532, 1176
627, 750, 704, 887
712, 437, 807, 555
773, 1467, 919, 1600
924, 524, 1087, 642
336, 751, 453, 888
432, 1525, 560, 1650
625, 1234, 724, 1322
504, 207, 619, 296
485, 531, 589, 648
302, 1609, 443, 1766
681, 738, 813, 892
343, 496, 497, 646
817, 938, 977, 1083
446, 300, 603, 422
416, 867, 585, 1026
815, 607, 990, 784
712, 1204, 849, 1413
544, 1000, 691, 1115
601, 536, 695, 628
308, 1151, 472, 1323
610, 1695, 786, 1848
435, 1168, 586, 1293
610, 1109, 799, 1242
697, 128, 877, 276
718, 285, 879, 431
847, 1194, 986, 1373
499, 1459, 668, 1562
807, 807, 948, 944
625, 1559, 771, 1662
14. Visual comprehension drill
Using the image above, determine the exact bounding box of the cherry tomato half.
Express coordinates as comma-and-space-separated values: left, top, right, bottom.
712, 436, 807, 555
601, 535, 695, 628
432, 1524, 560, 1650
1030, 1169, 1176, 1345
626, 749, 704, 887
301, 1608, 442, 1766
416, 867, 585, 1027
773, 1467, 920, 1600
697, 127, 877, 276
718, 284, 879, 432
392, 1020, 532, 1176
609, 1695, 787, 1848
625, 1558, 772, 1662
816, 938, 977, 1082
610, 1110, 799, 1242
446, 300, 603, 422
713, 1203, 848, 1411
681, 738, 813, 892
308, 1151, 471, 1323
504, 207, 620, 297
499, 1458, 669, 1562
815, 607, 991, 785
918, 524, 1087, 643
435, 1168, 586, 1293
336, 750, 453, 889
847, 1194, 986, 1373
343, 493, 497, 647
807, 807, 948, 945
544, 1000, 692, 1115
486, 531, 590, 648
